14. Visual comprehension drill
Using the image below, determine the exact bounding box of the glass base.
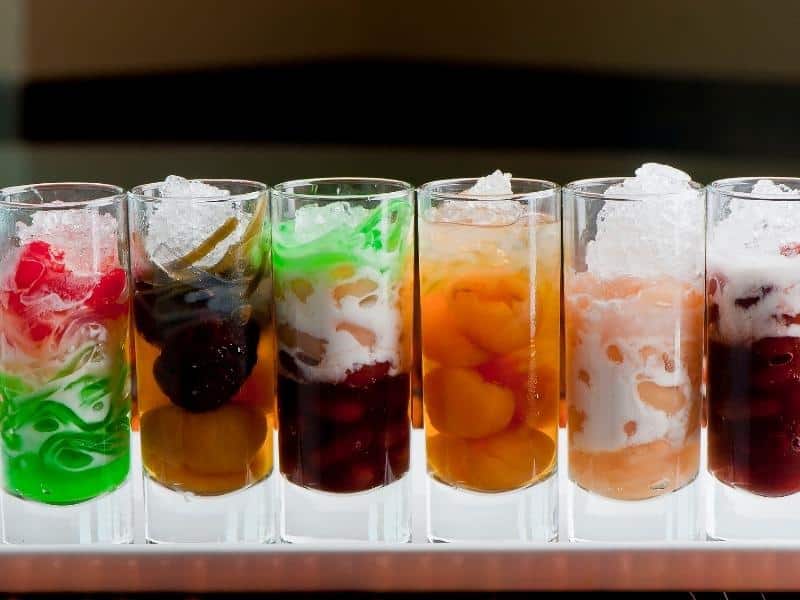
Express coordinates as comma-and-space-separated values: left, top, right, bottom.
2, 480, 133, 544
280, 475, 411, 543
706, 474, 800, 540
567, 477, 701, 542
426, 472, 558, 543
143, 474, 276, 544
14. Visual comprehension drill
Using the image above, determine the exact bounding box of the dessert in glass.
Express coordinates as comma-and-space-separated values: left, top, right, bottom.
419, 171, 560, 542
272, 177, 413, 543
707, 177, 800, 540
564, 164, 704, 541
0, 183, 132, 543
129, 176, 275, 543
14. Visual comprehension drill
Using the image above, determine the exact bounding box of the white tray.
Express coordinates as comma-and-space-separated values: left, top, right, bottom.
0, 430, 794, 592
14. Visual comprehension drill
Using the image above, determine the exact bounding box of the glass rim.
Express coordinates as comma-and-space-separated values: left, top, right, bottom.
271, 177, 413, 201
129, 178, 267, 203
0, 182, 125, 209
565, 176, 705, 201
418, 177, 559, 201
710, 176, 800, 201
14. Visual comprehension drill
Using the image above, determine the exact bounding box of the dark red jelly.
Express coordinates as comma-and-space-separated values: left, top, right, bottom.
277, 360, 410, 493
708, 336, 800, 496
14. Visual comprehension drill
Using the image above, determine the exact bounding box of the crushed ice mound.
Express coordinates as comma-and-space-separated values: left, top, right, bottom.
585, 162, 703, 280
463, 169, 513, 196
16, 209, 119, 273
147, 175, 248, 269
291, 202, 369, 244
426, 170, 521, 226
157, 175, 230, 199
604, 163, 692, 197
711, 179, 800, 257
750, 179, 800, 197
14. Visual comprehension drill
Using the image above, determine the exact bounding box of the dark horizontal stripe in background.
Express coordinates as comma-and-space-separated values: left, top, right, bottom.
19, 60, 800, 155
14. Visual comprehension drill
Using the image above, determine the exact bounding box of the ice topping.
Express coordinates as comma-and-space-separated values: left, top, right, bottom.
423, 170, 519, 226
709, 179, 800, 344
585, 162, 703, 281
273, 199, 413, 383
157, 175, 231, 199
292, 202, 369, 244
423, 169, 558, 229
711, 179, 800, 258
144, 175, 251, 269
751, 179, 800, 196
603, 162, 692, 197
463, 169, 513, 195
16, 208, 119, 274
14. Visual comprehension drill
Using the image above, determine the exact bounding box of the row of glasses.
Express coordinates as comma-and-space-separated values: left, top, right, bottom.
0, 176, 416, 544
0, 170, 798, 543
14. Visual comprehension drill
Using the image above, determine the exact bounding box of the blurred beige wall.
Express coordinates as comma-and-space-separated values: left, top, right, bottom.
19, 0, 800, 81
0, 0, 24, 79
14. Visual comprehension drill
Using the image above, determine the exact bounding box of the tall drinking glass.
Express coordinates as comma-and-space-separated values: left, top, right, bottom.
563, 166, 704, 541
0, 183, 132, 543
129, 177, 275, 543
419, 176, 560, 543
272, 178, 413, 543
707, 177, 800, 540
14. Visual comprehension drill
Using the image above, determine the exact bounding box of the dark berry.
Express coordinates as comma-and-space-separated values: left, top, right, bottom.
154, 318, 260, 412
343, 362, 391, 387
133, 276, 244, 346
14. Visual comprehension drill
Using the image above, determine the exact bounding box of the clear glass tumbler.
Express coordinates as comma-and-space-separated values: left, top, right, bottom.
707, 177, 800, 540
272, 178, 413, 543
419, 177, 560, 543
0, 183, 133, 543
563, 175, 704, 542
129, 178, 276, 543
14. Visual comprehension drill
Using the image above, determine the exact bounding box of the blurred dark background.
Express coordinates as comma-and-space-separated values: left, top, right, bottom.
1, 0, 799, 187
